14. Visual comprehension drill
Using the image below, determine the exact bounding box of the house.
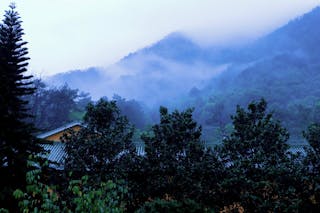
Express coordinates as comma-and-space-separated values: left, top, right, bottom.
37, 121, 83, 169
37, 121, 146, 169
37, 121, 83, 142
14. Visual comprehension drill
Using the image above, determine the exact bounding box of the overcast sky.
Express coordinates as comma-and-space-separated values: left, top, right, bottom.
0, 0, 319, 76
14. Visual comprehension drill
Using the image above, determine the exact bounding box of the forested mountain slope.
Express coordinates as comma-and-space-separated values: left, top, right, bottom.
47, 7, 320, 140
189, 7, 320, 141
47, 32, 227, 106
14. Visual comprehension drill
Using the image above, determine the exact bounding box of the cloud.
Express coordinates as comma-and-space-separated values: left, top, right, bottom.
0, 0, 319, 75
105, 52, 229, 105
47, 49, 228, 107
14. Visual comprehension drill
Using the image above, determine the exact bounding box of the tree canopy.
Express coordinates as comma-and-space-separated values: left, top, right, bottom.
64, 99, 135, 181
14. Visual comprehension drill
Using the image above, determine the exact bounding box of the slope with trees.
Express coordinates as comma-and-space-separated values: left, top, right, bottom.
3, 3, 320, 212
27, 80, 91, 131
185, 7, 320, 142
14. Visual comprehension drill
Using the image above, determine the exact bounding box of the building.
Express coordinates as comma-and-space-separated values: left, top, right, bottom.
37, 121, 83, 169
37, 121, 148, 169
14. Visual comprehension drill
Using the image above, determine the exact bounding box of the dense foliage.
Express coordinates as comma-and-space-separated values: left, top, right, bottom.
13, 159, 127, 212
219, 99, 301, 211
3, 4, 320, 213
137, 106, 223, 208
27, 80, 91, 131
7, 99, 320, 212
63, 99, 136, 182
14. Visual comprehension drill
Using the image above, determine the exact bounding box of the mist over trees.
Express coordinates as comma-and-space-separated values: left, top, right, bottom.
27, 80, 91, 131
45, 6, 320, 144
2, 3, 320, 213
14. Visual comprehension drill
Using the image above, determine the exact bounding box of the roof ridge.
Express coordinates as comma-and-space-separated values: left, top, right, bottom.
37, 121, 83, 139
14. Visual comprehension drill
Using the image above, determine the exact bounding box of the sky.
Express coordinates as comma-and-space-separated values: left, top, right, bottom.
0, 0, 319, 76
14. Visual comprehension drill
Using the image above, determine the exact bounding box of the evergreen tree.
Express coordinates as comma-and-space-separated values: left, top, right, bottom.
0, 4, 42, 208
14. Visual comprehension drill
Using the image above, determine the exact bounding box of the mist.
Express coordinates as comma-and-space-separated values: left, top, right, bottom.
3, 2, 320, 211
0, 0, 318, 75
46, 33, 230, 107
44, 4, 320, 144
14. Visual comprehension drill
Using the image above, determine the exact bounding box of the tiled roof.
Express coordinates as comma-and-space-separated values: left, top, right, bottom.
288, 145, 308, 155
41, 142, 66, 169
37, 121, 83, 139
40, 142, 146, 168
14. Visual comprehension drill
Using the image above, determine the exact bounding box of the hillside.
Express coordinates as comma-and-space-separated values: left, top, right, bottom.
47, 6, 320, 140
188, 7, 320, 141
47, 32, 227, 106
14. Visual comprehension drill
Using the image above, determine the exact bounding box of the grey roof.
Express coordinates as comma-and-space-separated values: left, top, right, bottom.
40, 142, 146, 169
41, 142, 66, 169
288, 145, 308, 155
37, 121, 83, 139
38, 141, 309, 170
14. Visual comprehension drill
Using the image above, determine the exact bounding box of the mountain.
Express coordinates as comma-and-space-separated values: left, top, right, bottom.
185, 6, 320, 141
47, 6, 320, 114
47, 32, 228, 106
204, 6, 320, 96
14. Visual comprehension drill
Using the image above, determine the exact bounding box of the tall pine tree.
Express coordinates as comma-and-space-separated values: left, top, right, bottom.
0, 4, 42, 207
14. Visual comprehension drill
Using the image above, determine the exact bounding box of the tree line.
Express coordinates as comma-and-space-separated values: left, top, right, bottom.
11, 98, 320, 212
1, 4, 320, 212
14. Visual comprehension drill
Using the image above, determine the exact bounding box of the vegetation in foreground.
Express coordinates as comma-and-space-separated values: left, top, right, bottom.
6, 98, 320, 212
1, 4, 320, 213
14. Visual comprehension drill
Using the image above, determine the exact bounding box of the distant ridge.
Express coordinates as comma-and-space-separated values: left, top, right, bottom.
46, 6, 320, 108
